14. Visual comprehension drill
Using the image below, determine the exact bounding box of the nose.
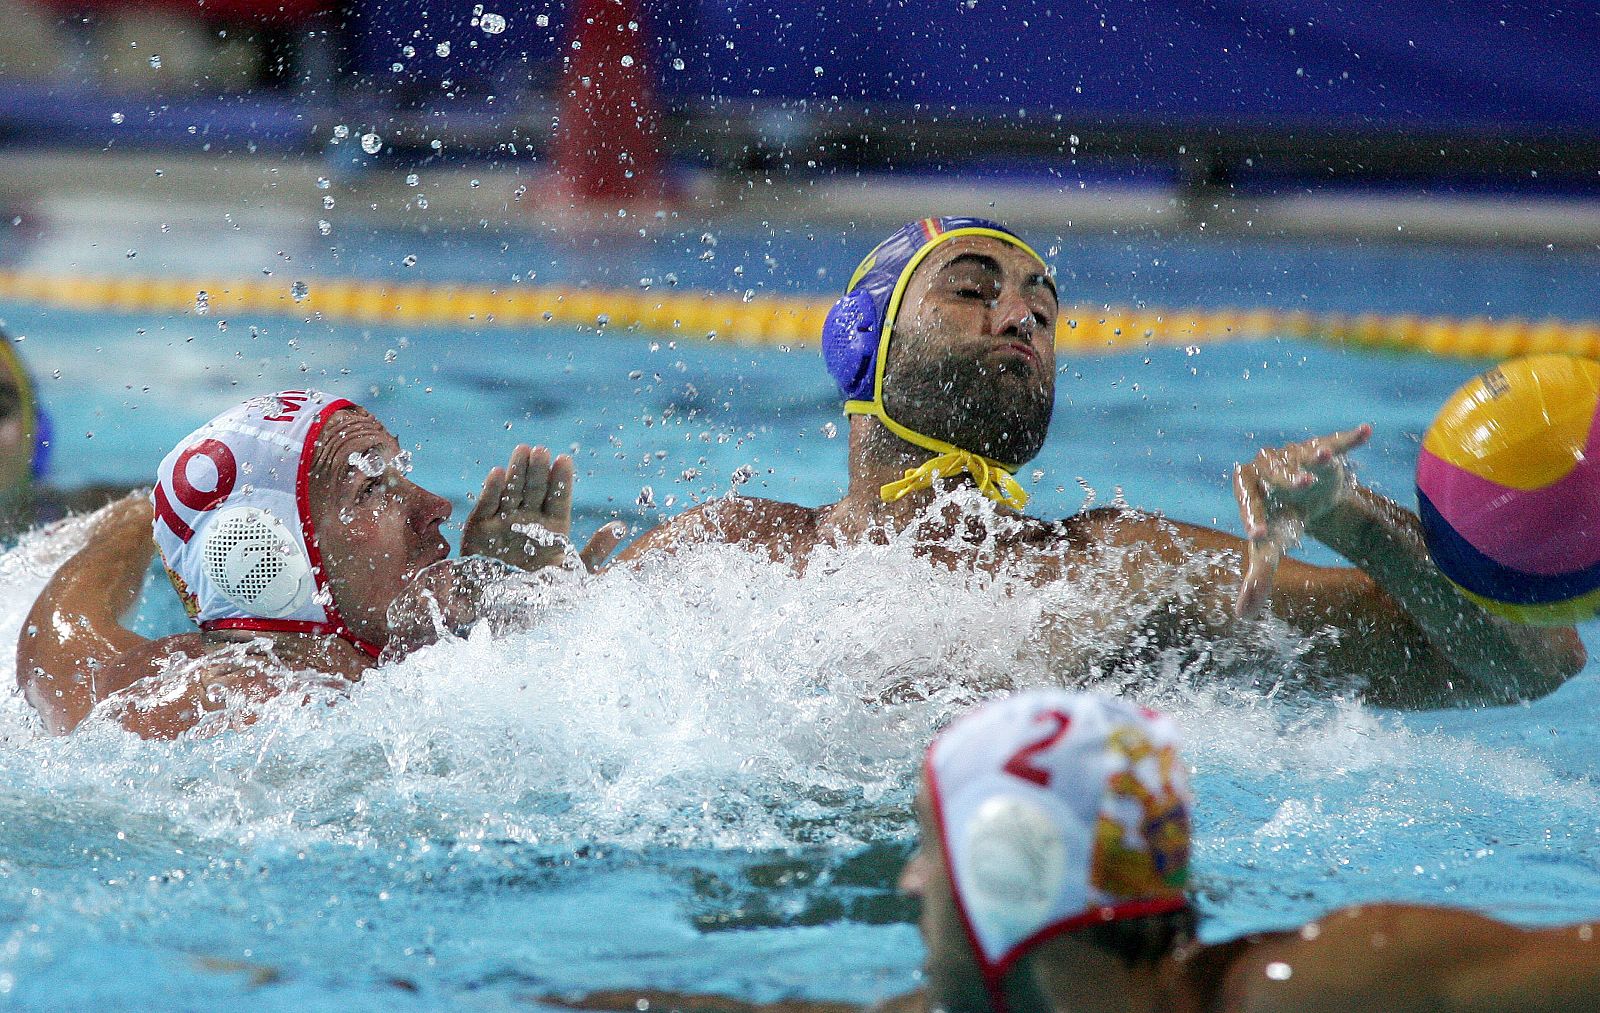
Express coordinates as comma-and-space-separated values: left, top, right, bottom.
991, 288, 1037, 339
408, 480, 452, 530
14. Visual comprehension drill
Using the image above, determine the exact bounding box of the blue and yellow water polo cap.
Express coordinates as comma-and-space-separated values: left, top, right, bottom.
822, 216, 1047, 509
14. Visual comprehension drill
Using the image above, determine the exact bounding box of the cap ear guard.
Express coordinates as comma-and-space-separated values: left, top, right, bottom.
959, 794, 1075, 938
201, 506, 315, 619
822, 288, 880, 403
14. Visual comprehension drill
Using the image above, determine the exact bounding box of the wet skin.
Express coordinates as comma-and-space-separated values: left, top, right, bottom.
616, 234, 1583, 709
308, 410, 452, 648
18, 408, 624, 738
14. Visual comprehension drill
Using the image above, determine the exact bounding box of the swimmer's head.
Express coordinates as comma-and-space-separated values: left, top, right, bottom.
823, 218, 1057, 472
904, 690, 1193, 1010
0, 328, 51, 489
152, 392, 451, 657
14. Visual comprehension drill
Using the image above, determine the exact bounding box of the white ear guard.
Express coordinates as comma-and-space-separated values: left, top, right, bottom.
201, 506, 315, 619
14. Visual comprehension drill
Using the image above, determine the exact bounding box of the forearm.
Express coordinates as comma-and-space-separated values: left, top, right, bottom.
1308, 484, 1584, 702
17, 497, 157, 732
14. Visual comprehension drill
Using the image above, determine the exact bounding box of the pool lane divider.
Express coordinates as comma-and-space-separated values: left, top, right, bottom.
2, 270, 1599, 360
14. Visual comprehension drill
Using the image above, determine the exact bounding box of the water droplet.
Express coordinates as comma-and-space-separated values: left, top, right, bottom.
415, 196, 429, 209
383, 349, 398, 363
194, 290, 210, 315
216, 320, 227, 331
390, 61, 404, 72
401, 254, 417, 267
405, 173, 419, 186
731, 464, 753, 486
429, 138, 443, 150
110, 112, 124, 124
435, 41, 451, 57
402, 45, 416, 57
535, 13, 548, 26
360, 132, 382, 154
479, 12, 506, 33
322, 195, 335, 209
620, 54, 634, 67
124, 249, 136, 259
318, 219, 332, 236
637, 486, 656, 509
148, 55, 161, 68
332, 124, 349, 140
821, 421, 837, 438
671, 57, 685, 70
741, 289, 755, 303
1265, 962, 1292, 981
469, 179, 481, 188
813, 66, 823, 76
316, 176, 331, 189
290, 280, 309, 302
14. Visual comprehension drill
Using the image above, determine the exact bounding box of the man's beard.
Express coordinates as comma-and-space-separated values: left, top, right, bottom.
881, 349, 1054, 466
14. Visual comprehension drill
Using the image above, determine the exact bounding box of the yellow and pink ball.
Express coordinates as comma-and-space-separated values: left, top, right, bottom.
1418, 355, 1600, 625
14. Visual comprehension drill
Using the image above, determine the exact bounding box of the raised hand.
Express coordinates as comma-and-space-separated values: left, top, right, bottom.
1232, 424, 1372, 619
460, 445, 625, 573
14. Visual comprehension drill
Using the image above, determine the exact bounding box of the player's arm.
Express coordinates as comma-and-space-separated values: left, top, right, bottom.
1229, 904, 1600, 1013
611, 497, 792, 566
1223, 425, 1581, 707
17, 494, 162, 734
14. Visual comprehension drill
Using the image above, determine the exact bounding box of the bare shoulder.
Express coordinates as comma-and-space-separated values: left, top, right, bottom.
1219, 904, 1600, 1013
616, 496, 824, 564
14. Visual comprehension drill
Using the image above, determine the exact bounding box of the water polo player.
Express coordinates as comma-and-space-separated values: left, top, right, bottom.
0, 325, 127, 537
18, 390, 624, 737
564, 689, 1600, 1013
616, 216, 1582, 707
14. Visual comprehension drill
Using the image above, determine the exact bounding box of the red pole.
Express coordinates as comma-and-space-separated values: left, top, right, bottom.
552, 0, 664, 205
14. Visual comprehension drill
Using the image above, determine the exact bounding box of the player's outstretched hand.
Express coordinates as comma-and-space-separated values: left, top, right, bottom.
461, 445, 625, 573
1233, 424, 1372, 619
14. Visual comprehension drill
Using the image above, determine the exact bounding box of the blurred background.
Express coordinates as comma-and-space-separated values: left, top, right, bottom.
0, 0, 1599, 506
1, 0, 1597, 238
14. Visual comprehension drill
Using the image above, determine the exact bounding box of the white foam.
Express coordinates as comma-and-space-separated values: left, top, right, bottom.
0, 499, 1590, 857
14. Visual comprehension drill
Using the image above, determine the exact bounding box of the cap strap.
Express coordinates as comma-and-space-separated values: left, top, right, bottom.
881, 449, 1029, 510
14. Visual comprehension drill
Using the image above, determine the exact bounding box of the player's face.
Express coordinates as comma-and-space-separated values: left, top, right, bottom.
882, 236, 1058, 465
0, 365, 34, 491
308, 410, 452, 646
901, 780, 1000, 1012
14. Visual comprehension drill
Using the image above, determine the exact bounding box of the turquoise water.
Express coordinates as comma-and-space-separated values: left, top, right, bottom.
0, 220, 1598, 1010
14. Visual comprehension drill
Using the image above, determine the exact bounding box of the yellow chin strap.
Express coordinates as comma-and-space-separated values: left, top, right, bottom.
843, 224, 1044, 511
880, 448, 1029, 509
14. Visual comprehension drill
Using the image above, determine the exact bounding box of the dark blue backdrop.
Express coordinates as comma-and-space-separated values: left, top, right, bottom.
350, 0, 1600, 132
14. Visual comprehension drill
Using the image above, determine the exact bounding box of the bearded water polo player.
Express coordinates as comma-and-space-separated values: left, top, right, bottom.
562, 689, 1600, 1013
617, 216, 1583, 707
18, 390, 625, 737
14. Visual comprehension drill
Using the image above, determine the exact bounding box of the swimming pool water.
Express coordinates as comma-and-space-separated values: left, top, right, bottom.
0, 215, 1598, 1011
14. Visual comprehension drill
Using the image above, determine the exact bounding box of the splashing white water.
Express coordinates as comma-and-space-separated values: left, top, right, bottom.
0, 502, 1590, 862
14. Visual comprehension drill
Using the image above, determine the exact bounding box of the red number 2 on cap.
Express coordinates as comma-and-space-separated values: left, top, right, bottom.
153, 438, 238, 543
1002, 710, 1072, 787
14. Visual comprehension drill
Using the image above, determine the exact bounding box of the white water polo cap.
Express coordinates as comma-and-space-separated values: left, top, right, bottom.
925, 690, 1192, 995
152, 390, 380, 657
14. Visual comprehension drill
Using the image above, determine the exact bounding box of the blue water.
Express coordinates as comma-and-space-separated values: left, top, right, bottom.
0, 216, 1598, 1011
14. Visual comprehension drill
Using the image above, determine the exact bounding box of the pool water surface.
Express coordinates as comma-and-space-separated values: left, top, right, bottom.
0, 217, 1597, 1010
